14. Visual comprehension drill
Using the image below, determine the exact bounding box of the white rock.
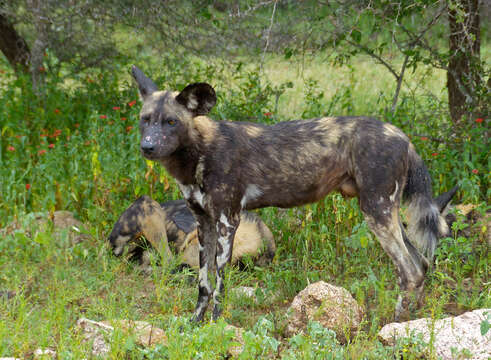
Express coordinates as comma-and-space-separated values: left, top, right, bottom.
231, 286, 257, 301
378, 309, 491, 360
33, 348, 56, 358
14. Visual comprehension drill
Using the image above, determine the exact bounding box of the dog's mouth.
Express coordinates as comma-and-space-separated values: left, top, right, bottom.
113, 243, 139, 257
140, 150, 159, 160
112, 246, 124, 256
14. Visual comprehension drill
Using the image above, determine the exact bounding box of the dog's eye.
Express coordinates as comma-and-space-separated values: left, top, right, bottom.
168, 119, 177, 126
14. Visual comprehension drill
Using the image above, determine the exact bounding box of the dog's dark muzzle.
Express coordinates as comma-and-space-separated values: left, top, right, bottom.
141, 143, 155, 156
141, 136, 157, 157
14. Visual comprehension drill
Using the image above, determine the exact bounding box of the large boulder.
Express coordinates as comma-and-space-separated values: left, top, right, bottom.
378, 309, 491, 360
286, 281, 363, 343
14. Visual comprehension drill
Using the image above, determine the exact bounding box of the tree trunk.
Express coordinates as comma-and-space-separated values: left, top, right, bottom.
27, 0, 48, 95
447, 0, 481, 125
0, 12, 30, 73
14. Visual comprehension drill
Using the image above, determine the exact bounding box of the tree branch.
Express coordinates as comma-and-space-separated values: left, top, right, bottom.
260, 0, 278, 72
343, 38, 400, 80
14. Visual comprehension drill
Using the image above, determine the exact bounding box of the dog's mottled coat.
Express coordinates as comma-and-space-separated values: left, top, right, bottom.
108, 196, 275, 271
131, 65, 456, 322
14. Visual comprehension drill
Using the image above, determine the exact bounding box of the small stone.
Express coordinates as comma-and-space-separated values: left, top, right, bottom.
104, 320, 168, 347
33, 348, 56, 358
225, 324, 245, 358
231, 286, 257, 301
76, 317, 168, 356
76, 318, 113, 357
0, 290, 16, 300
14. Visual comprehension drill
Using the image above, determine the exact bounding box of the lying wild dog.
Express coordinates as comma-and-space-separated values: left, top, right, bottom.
131, 65, 456, 322
108, 195, 276, 272
433, 187, 490, 246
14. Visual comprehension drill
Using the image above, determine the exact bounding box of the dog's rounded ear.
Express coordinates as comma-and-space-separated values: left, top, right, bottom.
175, 83, 216, 116
131, 65, 158, 101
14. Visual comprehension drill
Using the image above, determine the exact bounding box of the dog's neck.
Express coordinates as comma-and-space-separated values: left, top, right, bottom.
160, 145, 201, 185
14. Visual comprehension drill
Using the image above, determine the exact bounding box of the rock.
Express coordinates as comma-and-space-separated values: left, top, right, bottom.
378, 309, 491, 360
33, 348, 56, 358
231, 286, 257, 302
225, 324, 245, 358
76, 318, 112, 357
286, 281, 363, 343
0, 290, 16, 300
76, 317, 167, 356
46, 211, 89, 244
1, 211, 89, 245
103, 319, 168, 347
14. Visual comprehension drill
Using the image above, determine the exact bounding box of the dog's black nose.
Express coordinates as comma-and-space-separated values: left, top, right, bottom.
141, 143, 155, 155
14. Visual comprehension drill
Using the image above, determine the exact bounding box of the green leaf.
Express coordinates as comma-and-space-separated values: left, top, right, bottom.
360, 235, 368, 248
351, 30, 361, 43
33, 231, 50, 245
200, 8, 212, 20
480, 318, 490, 336
284, 48, 293, 59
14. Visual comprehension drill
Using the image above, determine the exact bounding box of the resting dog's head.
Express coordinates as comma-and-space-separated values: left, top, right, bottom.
131, 65, 217, 160
108, 195, 166, 257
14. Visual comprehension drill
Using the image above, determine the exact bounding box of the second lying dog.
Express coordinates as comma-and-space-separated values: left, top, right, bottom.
108, 196, 276, 272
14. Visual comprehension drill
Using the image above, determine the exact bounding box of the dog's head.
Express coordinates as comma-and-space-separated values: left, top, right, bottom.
131, 66, 217, 160
108, 196, 154, 256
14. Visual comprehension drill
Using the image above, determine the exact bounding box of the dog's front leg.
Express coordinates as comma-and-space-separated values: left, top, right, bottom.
190, 212, 216, 323
212, 212, 240, 321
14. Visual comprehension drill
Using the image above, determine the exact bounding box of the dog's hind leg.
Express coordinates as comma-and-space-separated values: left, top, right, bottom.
361, 201, 428, 321
353, 133, 429, 320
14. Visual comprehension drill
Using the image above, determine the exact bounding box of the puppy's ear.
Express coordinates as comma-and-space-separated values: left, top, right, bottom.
175, 83, 216, 116
131, 65, 158, 101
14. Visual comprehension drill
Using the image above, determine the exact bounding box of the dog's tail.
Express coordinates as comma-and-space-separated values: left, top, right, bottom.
403, 146, 456, 261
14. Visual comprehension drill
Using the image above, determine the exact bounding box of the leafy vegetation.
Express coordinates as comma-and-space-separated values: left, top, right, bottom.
0, 35, 489, 359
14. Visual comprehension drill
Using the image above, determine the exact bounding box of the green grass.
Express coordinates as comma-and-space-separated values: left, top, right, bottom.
0, 48, 489, 359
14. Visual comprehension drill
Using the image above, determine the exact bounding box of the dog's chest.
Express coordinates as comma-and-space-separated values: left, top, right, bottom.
178, 183, 207, 209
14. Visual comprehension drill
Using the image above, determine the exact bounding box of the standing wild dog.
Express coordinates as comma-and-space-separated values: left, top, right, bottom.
131, 65, 456, 322
108, 196, 275, 272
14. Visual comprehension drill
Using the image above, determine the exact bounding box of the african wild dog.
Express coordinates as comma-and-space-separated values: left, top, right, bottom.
108, 195, 172, 270
108, 196, 275, 272
131, 65, 456, 322
433, 185, 490, 246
